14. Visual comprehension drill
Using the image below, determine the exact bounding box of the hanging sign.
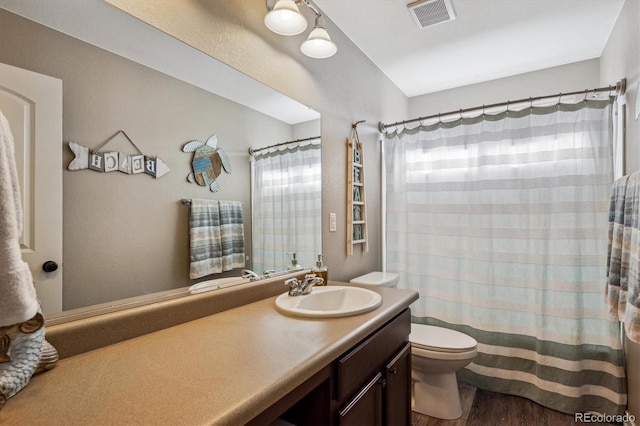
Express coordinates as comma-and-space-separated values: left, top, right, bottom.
66, 130, 169, 179
183, 134, 231, 193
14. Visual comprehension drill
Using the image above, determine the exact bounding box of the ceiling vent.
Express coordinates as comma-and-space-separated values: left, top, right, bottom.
407, 0, 456, 29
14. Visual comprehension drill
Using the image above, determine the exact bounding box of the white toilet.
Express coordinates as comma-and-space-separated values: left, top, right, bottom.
350, 272, 478, 420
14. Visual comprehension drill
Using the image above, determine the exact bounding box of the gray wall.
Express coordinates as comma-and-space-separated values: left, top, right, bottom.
0, 9, 306, 309
409, 59, 601, 118
600, 0, 640, 420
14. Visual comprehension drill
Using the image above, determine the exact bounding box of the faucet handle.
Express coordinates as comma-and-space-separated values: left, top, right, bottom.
299, 274, 323, 295
284, 278, 302, 296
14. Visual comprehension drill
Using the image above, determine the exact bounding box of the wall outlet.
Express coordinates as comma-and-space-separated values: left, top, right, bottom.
329, 212, 337, 232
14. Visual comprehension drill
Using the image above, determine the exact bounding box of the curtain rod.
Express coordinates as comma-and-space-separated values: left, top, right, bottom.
248, 135, 321, 156
378, 79, 627, 133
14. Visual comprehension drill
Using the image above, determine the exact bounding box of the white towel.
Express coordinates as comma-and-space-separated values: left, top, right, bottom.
0, 112, 39, 327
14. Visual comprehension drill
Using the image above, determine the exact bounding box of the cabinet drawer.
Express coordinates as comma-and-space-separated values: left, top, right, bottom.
337, 309, 410, 400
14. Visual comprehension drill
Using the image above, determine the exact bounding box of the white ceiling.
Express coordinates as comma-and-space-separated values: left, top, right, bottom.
315, 0, 625, 97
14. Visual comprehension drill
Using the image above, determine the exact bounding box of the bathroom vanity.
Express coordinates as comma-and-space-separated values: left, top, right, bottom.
0, 279, 418, 425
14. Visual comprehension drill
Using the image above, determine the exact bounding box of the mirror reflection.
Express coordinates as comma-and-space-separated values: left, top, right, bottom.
250, 136, 322, 274
0, 5, 321, 316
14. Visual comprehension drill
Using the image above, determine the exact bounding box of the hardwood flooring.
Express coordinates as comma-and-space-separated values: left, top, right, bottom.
411, 384, 619, 426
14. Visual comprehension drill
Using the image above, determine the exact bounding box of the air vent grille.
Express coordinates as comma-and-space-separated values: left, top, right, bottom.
408, 0, 456, 29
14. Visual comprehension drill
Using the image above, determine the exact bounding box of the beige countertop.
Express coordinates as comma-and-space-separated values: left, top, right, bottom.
0, 284, 418, 425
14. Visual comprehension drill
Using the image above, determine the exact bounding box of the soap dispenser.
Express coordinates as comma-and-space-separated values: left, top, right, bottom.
311, 254, 328, 285
286, 252, 303, 272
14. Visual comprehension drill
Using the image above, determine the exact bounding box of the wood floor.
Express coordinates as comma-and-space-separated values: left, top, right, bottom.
411, 384, 619, 426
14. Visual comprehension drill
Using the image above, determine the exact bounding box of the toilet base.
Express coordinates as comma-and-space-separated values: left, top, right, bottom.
412, 372, 462, 420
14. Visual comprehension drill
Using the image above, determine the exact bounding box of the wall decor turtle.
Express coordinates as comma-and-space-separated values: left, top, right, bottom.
182, 134, 231, 192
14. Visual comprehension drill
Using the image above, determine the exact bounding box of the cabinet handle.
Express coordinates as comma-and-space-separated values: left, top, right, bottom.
338, 372, 382, 417
388, 367, 398, 375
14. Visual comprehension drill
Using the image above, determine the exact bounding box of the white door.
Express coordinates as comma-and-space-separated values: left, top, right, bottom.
0, 62, 63, 315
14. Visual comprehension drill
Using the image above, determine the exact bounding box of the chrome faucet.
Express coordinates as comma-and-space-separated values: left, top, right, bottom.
241, 269, 262, 281
284, 274, 324, 296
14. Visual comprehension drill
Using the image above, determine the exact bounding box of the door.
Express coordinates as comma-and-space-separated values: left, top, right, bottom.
0, 62, 63, 315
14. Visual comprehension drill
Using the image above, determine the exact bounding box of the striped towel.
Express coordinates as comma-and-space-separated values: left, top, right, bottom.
189, 199, 245, 279
606, 173, 640, 343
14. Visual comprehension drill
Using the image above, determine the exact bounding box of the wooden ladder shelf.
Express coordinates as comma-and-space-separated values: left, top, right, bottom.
347, 123, 368, 255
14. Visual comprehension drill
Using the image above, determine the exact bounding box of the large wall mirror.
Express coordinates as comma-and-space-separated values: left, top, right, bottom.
0, 2, 321, 317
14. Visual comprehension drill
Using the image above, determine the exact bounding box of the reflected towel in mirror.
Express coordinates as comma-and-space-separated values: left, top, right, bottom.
189, 199, 245, 279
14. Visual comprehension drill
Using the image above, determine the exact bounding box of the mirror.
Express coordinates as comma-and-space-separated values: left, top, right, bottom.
0, 3, 321, 316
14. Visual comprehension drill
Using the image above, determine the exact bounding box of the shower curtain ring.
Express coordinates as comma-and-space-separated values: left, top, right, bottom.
583, 89, 589, 102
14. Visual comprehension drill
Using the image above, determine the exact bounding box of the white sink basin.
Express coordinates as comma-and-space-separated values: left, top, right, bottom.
275, 286, 382, 318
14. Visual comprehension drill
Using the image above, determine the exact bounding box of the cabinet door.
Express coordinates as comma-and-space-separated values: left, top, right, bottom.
337, 309, 410, 400
385, 342, 411, 426
338, 372, 383, 426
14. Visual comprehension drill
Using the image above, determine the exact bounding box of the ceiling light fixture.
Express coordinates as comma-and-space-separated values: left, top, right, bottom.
264, 0, 307, 35
265, 0, 337, 59
300, 15, 337, 59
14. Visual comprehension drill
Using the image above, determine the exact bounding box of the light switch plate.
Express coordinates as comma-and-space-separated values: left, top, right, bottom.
329, 212, 337, 232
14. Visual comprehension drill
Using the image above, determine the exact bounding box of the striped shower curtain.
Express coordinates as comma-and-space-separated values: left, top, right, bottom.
251, 144, 321, 274
384, 99, 627, 415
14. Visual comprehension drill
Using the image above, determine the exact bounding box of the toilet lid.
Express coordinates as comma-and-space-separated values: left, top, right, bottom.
410, 324, 477, 353
349, 271, 399, 287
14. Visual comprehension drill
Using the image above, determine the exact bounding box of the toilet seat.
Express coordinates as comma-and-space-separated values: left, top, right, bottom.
410, 324, 477, 353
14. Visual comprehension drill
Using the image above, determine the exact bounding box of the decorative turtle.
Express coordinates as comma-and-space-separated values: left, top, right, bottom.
182, 134, 231, 192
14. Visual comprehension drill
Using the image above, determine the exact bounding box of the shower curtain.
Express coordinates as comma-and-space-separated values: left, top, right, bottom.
251, 144, 321, 274
384, 99, 626, 415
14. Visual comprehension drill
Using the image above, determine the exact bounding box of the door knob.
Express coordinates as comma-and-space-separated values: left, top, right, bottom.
42, 261, 58, 273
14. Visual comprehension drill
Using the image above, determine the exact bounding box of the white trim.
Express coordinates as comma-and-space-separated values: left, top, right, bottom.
380, 133, 387, 272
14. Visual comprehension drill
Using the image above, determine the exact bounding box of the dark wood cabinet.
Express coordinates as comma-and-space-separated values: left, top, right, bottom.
336, 309, 411, 425
384, 342, 412, 426
250, 309, 411, 426
338, 372, 383, 426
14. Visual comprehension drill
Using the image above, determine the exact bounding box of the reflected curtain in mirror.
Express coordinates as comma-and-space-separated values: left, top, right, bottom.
251, 144, 321, 273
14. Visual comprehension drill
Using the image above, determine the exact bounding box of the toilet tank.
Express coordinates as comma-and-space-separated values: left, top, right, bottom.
350, 271, 399, 288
